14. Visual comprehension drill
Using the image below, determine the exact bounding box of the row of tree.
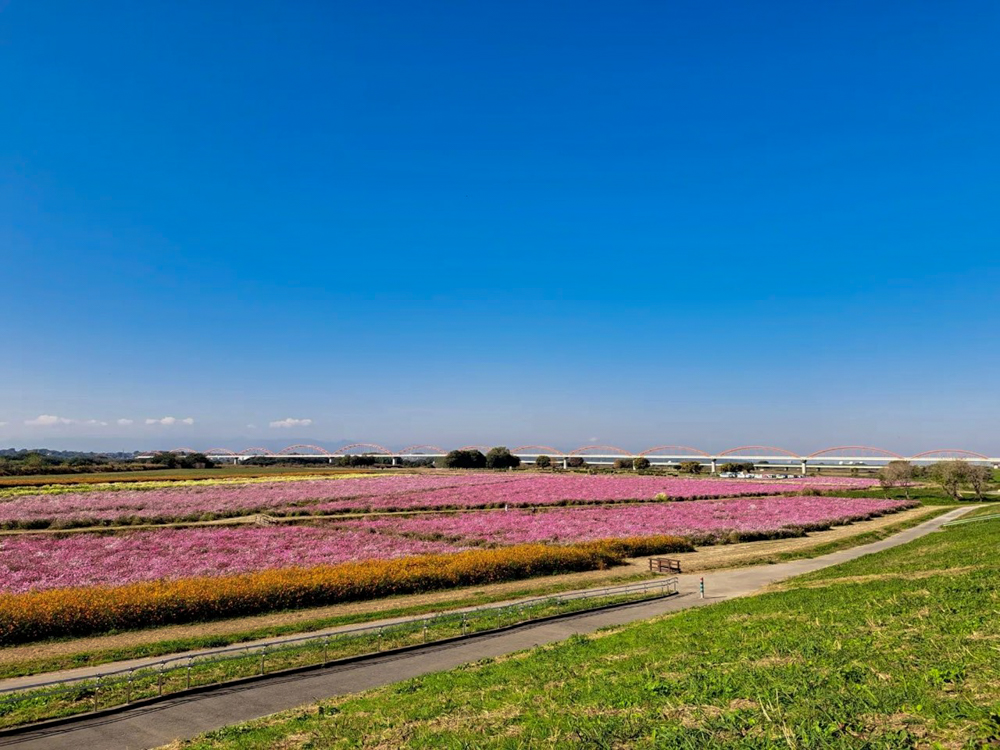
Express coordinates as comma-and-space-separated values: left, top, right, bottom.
441, 447, 522, 470
148, 452, 216, 469
879, 459, 994, 500
0, 451, 210, 476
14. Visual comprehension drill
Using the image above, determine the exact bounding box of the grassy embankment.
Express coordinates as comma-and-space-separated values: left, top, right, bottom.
176, 515, 1000, 749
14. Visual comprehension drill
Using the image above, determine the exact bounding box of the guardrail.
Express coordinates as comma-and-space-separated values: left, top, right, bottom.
942, 513, 1000, 527
0, 577, 679, 731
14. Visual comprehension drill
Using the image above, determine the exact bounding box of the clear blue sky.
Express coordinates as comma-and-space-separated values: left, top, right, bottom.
3, 1, 998, 454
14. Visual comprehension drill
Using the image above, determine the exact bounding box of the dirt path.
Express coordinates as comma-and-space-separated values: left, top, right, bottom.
0, 506, 936, 670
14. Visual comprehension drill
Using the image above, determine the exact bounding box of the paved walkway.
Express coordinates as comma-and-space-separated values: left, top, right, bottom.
0, 506, 971, 750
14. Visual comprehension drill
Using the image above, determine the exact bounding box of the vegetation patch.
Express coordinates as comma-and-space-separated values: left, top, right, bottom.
172, 520, 1000, 749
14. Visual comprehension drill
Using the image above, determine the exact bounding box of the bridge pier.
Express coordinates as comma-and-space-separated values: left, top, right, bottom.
392, 457, 398, 466
562, 457, 568, 469
800, 459, 807, 475
710, 458, 717, 474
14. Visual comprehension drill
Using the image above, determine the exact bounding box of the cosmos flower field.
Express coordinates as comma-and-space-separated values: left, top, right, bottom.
0, 493, 909, 594
0, 471, 908, 640
0, 473, 879, 529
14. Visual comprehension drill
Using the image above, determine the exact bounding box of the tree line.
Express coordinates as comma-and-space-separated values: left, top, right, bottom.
879, 459, 994, 501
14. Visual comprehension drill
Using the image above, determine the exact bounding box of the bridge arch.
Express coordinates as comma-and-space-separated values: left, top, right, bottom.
808, 446, 903, 460
512, 445, 563, 455
203, 448, 237, 456
638, 445, 710, 457
719, 446, 800, 458
456, 445, 490, 453
568, 445, 632, 456
277, 444, 333, 456
166, 447, 199, 455
910, 449, 991, 461
332, 443, 393, 456
398, 445, 445, 455
238, 447, 276, 456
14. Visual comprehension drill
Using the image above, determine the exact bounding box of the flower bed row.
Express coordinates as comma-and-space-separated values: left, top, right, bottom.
0, 474, 879, 529
0, 496, 913, 594
0, 536, 693, 644
0, 474, 522, 529
338, 496, 914, 548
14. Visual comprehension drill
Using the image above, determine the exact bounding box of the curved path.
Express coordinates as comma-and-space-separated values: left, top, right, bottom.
0, 506, 972, 750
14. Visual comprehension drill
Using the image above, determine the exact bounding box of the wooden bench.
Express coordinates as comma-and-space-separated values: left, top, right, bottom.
649, 557, 682, 574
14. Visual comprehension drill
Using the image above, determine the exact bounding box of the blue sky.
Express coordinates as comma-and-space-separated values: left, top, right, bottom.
2, 1, 998, 454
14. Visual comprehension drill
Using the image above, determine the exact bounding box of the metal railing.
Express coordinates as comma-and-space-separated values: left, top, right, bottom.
0, 577, 678, 730
942, 512, 1000, 527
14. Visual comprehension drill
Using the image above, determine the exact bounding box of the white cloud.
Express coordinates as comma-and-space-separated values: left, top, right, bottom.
117, 418, 134, 426
84, 419, 109, 427
269, 417, 313, 429
589, 436, 599, 443
246, 424, 257, 429
0, 422, 7, 427
25, 414, 76, 426
145, 416, 194, 426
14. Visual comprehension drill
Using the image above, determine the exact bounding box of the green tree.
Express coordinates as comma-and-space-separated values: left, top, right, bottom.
678, 461, 703, 474
184, 453, 215, 469
535, 455, 551, 468
966, 464, 993, 500
150, 452, 180, 469
633, 456, 651, 471
442, 449, 487, 469
929, 460, 969, 501
486, 446, 521, 470
878, 460, 914, 500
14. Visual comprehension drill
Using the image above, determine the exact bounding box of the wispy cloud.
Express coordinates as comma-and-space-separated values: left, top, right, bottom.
84, 419, 109, 426
269, 418, 313, 429
117, 418, 134, 426
25, 414, 76, 426
145, 417, 195, 426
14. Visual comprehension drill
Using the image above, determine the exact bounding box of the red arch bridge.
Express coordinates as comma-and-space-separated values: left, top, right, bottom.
138, 445, 999, 472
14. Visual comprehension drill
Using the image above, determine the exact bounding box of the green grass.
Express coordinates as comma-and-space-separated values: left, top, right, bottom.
176, 520, 1000, 749
0, 585, 675, 729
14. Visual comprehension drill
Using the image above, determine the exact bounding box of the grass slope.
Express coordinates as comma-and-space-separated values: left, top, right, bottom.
177, 518, 1000, 749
